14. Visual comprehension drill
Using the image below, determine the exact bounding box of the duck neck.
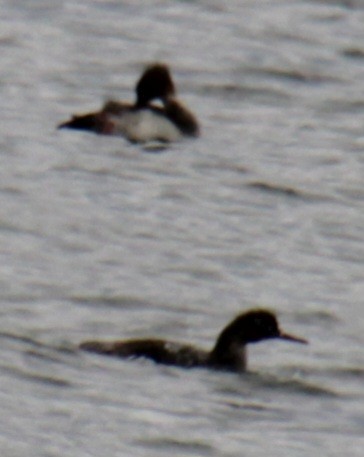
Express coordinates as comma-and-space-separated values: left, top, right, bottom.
208, 325, 247, 372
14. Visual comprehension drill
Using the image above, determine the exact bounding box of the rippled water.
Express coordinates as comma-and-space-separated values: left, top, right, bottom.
1, 1, 364, 456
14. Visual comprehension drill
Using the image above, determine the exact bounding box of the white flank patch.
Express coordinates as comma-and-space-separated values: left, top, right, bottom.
112, 110, 182, 143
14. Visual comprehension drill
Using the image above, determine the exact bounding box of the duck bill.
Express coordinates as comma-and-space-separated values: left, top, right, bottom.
279, 332, 308, 344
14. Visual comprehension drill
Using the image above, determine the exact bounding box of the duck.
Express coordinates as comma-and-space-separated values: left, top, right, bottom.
79, 309, 307, 373
58, 64, 199, 143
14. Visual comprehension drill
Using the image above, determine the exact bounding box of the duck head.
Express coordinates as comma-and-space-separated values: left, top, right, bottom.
135, 63, 176, 107
226, 310, 308, 345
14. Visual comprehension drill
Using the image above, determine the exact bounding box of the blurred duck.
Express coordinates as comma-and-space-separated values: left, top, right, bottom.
80, 309, 307, 373
58, 64, 199, 143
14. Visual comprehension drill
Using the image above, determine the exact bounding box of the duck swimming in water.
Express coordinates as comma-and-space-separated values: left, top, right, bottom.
80, 309, 307, 373
58, 64, 199, 143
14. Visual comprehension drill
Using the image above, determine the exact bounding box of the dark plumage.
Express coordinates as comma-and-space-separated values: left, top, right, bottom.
80, 309, 307, 373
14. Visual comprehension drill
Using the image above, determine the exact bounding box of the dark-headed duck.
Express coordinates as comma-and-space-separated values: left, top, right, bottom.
80, 309, 307, 373
58, 64, 199, 143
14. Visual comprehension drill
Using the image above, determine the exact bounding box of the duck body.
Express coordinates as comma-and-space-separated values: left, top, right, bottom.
80, 310, 307, 373
58, 64, 199, 143
80, 339, 210, 368
109, 104, 184, 143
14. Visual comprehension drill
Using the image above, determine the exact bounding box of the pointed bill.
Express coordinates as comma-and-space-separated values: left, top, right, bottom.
279, 331, 308, 344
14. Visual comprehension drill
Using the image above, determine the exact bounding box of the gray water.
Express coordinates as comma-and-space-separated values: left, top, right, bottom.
1, 1, 364, 456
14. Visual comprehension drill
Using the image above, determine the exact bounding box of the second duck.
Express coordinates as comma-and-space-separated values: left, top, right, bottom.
58, 64, 199, 143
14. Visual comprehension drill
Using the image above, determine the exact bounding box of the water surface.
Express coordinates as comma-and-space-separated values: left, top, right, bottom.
1, 1, 364, 456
